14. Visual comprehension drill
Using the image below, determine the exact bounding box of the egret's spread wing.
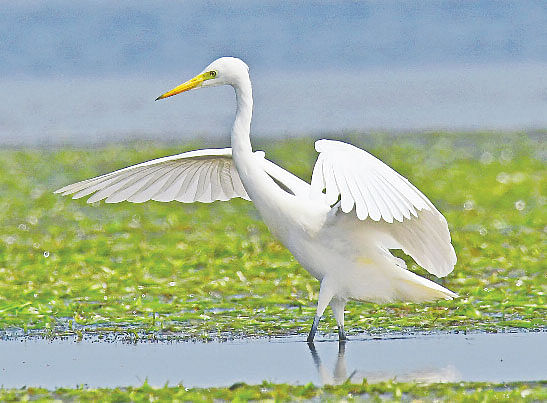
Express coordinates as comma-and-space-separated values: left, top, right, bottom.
312, 139, 456, 277
55, 148, 250, 204
311, 139, 435, 223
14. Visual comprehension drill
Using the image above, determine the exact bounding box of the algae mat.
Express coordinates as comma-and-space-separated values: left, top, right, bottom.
0, 132, 544, 339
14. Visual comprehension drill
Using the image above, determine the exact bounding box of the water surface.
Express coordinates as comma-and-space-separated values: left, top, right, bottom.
1, 332, 545, 388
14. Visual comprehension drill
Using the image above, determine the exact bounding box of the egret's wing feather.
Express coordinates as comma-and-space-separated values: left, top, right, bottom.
386, 209, 457, 277
314, 139, 456, 277
311, 139, 434, 222
55, 148, 250, 203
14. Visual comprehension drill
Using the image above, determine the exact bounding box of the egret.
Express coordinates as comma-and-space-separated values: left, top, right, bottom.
55, 57, 457, 342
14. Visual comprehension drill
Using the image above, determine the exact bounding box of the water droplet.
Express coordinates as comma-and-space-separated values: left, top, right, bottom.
496, 172, 509, 184
521, 389, 532, 398
463, 200, 475, 210
43, 251, 50, 258
514, 200, 525, 211
236, 271, 247, 282
493, 220, 507, 230
103, 296, 108, 301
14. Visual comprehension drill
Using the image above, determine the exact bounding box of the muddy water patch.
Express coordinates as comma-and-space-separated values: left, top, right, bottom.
0, 332, 545, 388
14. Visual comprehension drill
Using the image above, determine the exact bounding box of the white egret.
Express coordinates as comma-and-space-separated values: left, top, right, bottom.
55, 57, 457, 342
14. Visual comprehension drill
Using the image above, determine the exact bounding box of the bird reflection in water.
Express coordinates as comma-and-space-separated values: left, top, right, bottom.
308, 341, 353, 385
307, 341, 461, 385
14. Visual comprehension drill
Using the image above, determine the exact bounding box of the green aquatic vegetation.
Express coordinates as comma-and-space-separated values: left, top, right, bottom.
0, 131, 545, 338
1, 380, 545, 402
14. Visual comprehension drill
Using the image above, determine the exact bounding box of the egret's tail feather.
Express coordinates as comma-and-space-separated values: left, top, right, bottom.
394, 268, 458, 302
378, 247, 457, 302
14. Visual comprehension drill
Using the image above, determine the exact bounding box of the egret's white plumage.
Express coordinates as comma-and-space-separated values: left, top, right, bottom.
56, 148, 250, 203
56, 57, 457, 342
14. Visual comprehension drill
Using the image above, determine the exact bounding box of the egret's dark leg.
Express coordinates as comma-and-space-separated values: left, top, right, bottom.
338, 324, 347, 341
307, 315, 320, 343
308, 277, 335, 343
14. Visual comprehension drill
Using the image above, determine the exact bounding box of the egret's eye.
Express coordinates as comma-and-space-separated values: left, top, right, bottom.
210, 71, 217, 78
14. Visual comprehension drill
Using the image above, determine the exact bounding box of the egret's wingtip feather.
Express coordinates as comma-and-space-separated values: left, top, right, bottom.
55, 185, 74, 194
443, 289, 459, 299
87, 194, 105, 203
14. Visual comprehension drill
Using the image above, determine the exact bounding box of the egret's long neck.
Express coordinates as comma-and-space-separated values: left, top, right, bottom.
229, 74, 309, 241
230, 76, 281, 209
231, 79, 253, 154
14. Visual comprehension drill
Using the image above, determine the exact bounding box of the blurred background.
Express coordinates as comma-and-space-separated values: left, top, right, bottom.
1, 0, 546, 145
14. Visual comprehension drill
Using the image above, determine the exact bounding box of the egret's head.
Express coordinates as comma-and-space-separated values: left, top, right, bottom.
155, 57, 249, 101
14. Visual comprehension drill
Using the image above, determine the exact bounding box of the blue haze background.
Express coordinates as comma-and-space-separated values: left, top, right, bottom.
1, 1, 546, 145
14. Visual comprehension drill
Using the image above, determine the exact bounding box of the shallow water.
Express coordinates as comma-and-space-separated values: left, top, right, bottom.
0, 332, 545, 388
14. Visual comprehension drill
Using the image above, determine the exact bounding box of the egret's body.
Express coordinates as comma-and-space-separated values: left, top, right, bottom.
56, 57, 457, 342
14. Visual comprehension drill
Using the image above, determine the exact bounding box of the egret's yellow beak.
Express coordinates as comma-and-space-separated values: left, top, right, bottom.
155, 72, 208, 101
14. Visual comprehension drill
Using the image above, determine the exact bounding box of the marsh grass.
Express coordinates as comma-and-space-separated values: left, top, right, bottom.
0, 380, 545, 402
0, 132, 544, 339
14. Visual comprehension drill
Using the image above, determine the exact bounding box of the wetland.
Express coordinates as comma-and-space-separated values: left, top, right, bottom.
0, 132, 545, 400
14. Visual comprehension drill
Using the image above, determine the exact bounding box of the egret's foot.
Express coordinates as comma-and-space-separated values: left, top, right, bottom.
338, 325, 347, 341
307, 315, 320, 343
